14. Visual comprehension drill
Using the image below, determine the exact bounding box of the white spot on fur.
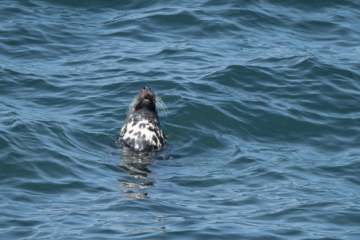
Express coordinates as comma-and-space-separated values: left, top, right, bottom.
121, 118, 164, 150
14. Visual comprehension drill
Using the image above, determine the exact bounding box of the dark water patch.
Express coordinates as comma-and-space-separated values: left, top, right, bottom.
269, 0, 360, 12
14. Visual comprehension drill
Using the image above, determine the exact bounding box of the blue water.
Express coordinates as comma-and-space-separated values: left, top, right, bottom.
1, 0, 360, 239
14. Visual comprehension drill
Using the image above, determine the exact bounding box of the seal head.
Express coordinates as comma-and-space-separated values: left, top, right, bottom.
119, 87, 165, 151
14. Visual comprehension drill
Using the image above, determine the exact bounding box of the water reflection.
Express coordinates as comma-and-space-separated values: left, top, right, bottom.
117, 148, 161, 199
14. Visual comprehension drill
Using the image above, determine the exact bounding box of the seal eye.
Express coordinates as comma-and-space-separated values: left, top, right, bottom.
143, 87, 146, 89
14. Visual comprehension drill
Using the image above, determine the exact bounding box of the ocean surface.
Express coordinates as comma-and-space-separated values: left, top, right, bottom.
1, 0, 360, 239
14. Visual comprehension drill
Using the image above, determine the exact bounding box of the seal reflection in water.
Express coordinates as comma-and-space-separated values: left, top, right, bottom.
119, 87, 167, 151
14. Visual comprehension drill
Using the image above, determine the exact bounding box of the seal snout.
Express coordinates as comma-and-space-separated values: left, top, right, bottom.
140, 87, 155, 101
133, 87, 156, 111
142, 86, 152, 94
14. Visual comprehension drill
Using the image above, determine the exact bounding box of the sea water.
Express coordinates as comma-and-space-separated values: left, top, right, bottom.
1, 0, 360, 239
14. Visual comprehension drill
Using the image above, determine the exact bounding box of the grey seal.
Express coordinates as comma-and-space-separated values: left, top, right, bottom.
119, 87, 167, 151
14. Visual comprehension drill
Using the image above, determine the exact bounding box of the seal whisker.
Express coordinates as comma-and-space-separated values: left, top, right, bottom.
155, 96, 168, 117
127, 94, 140, 115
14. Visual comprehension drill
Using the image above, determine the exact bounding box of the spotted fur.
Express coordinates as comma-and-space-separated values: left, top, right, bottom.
119, 87, 165, 151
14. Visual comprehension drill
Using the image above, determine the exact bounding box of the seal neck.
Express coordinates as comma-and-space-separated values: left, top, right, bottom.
132, 108, 158, 118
